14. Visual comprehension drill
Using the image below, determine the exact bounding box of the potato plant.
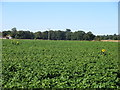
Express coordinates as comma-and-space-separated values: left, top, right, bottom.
2, 39, 120, 88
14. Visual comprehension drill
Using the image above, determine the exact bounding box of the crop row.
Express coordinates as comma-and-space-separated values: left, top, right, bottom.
2, 39, 120, 88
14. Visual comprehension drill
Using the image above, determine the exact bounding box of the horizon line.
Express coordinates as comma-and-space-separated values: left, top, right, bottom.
1, 28, 118, 35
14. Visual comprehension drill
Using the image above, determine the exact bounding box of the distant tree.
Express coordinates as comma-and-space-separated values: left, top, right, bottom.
15, 31, 34, 39
42, 31, 48, 39
84, 31, 95, 40
3, 27, 119, 40
14, 31, 24, 39
71, 32, 77, 40
25, 31, 34, 39
11, 27, 17, 38
104, 35, 109, 40
56, 30, 63, 40
94, 36, 101, 41
66, 29, 71, 32
101, 35, 106, 40
76, 31, 85, 40
34, 31, 43, 39
65, 29, 72, 40
118, 34, 120, 40
113, 34, 118, 40
66, 32, 72, 40
48, 30, 56, 40
108, 35, 113, 40
2, 31, 11, 37
83, 34, 89, 40
61, 31, 66, 40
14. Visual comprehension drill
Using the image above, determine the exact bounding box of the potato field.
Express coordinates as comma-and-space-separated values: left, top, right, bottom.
2, 39, 120, 88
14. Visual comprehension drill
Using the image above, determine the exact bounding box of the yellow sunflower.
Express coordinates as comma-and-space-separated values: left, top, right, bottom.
101, 49, 106, 52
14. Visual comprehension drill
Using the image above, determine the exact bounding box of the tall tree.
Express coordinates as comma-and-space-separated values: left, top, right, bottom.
65, 29, 72, 40
11, 27, 17, 38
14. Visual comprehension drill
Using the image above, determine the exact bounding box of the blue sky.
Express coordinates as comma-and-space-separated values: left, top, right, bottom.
1, 2, 118, 35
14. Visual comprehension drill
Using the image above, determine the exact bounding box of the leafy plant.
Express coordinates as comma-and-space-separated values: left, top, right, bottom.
2, 39, 119, 88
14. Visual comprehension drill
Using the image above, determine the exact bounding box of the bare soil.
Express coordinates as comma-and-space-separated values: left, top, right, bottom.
101, 40, 120, 42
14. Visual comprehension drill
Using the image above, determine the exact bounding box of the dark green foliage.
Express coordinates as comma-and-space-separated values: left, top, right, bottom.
2, 27, 119, 40
94, 36, 101, 41
2, 39, 120, 88
2, 31, 12, 37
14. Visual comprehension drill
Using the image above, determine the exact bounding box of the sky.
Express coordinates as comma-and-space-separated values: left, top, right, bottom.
0, 2, 118, 35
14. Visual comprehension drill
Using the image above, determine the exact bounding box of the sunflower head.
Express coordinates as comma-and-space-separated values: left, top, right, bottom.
101, 49, 106, 52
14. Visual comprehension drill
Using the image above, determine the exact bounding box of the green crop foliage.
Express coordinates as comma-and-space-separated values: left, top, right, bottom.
2, 39, 120, 88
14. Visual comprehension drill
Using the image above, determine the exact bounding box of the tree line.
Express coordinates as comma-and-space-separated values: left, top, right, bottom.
2, 28, 120, 40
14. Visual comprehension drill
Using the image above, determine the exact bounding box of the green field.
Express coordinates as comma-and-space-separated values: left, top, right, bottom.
2, 39, 120, 88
